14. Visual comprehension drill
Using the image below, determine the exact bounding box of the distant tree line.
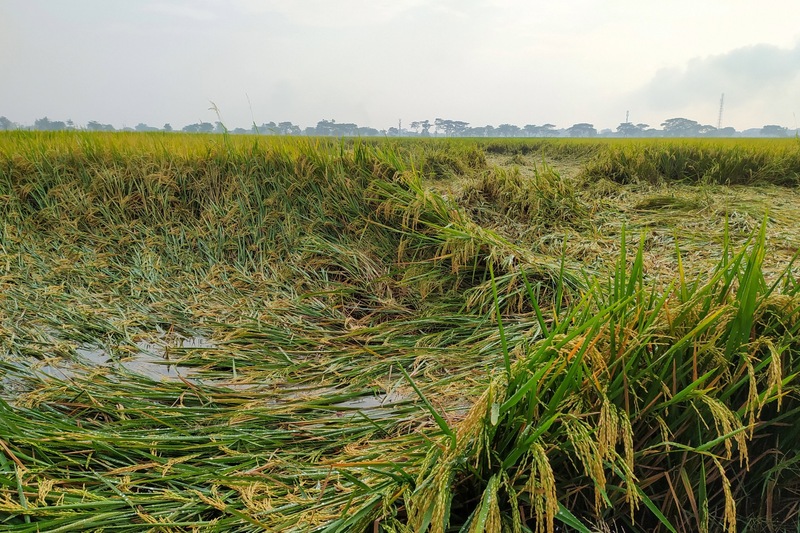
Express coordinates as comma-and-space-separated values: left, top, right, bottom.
0, 115, 796, 138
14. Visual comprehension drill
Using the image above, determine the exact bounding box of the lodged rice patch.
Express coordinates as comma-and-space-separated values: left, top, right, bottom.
0, 132, 799, 532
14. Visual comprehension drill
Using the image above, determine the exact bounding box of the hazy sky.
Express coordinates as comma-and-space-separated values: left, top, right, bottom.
2, 1, 800, 131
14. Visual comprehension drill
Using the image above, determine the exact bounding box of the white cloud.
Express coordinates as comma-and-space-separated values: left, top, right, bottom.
629, 42, 800, 126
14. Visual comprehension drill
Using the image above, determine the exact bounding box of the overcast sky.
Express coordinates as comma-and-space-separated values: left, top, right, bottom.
2, 1, 799, 131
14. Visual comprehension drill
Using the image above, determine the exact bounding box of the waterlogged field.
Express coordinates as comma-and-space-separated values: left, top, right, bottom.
0, 132, 799, 532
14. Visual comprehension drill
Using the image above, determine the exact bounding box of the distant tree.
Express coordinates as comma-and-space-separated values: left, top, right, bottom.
254, 122, 277, 134
87, 120, 115, 132
356, 127, 380, 136
566, 123, 597, 137
705, 126, 736, 137
213, 121, 227, 134
697, 124, 717, 136
496, 124, 521, 137
760, 124, 788, 137
465, 125, 492, 137
524, 124, 556, 137
314, 119, 358, 136
230, 127, 250, 134
420, 120, 432, 136
135, 123, 159, 132
342, 123, 359, 136
277, 121, 301, 135
0, 116, 17, 130
616, 122, 649, 137
163, 123, 173, 132
434, 118, 469, 137
34, 117, 55, 130
410, 120, 432, 136
340, 123, 359, 136
33, 117, 67, 131
314, 119, 335, 136
310, 120, 358, 136
183, 122, 214, 133
661, 117, 705, 137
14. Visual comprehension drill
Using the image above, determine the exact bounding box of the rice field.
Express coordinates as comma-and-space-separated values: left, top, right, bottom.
0, 131, 799, 532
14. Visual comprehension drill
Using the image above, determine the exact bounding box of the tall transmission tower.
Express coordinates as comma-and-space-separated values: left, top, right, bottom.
717, 93, 725, 130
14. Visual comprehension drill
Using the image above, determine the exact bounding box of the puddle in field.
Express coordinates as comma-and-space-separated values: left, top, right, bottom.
335, 391, 407, 410
114, 336, 213, 382
97, 336, 213, 382
280, 383, 340, 400
333, 391, 411, 419
0, 375, 27, 402
28, 335, 215, 385
268, 383, 414, 419
35, 362, 80, 381
1, 337, 415, 422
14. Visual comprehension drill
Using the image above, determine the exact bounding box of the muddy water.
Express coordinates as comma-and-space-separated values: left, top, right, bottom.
0, 335, 215, 404
333, 390, 411, 419
1, 337, 416, 422
91, 336, 213, 381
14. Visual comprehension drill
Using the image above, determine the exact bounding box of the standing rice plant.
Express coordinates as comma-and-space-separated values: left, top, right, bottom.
583, 140, 800, 186
384, 224, 800, 533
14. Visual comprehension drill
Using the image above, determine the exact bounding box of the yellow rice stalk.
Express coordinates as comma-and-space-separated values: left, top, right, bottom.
523, 440, 558, 533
